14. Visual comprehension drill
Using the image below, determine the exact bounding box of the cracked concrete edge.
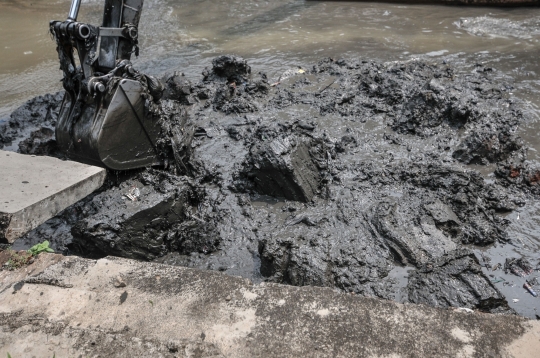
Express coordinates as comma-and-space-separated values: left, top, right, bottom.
0, 254, 539, 358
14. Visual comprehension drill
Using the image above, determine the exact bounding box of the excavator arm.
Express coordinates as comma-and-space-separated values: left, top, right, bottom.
50, 0, 164, 170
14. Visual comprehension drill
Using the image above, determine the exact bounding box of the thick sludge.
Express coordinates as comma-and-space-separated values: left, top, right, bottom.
7, 55, 539, 315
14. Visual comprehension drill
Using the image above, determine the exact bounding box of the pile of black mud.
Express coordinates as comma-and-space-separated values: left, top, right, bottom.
0, 92, 63, 156
7, 55, 538, 315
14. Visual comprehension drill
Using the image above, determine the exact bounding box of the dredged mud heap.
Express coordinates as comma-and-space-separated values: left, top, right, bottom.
4, 55, 536, 314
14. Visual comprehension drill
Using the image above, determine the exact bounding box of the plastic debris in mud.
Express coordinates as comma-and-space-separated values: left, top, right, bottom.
513, 299, 519, 303
524, 281, 538, 297
480, 252, 491, 268
125, 187, 140, 202
505, 257, 534, 277
270, 67, 305, 87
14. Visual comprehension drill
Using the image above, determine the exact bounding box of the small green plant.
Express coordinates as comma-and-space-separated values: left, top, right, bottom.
2, 241, 54, 271
28, 241, 54, 256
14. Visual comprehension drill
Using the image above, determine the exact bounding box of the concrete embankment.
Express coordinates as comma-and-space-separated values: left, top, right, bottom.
0, 150, 106, 244
1, 253, 539, 357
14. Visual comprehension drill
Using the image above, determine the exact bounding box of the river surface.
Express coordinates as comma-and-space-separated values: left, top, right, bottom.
2, 0, 540, 317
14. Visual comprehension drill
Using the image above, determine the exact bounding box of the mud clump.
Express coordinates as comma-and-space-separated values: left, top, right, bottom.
162, 73, 196, 105
258, 219, 395, 297
244, 136, 320, 202
452, 129, 524, 165
408, 250, 509, 312
17, 127, 59, 156
370, 199, 459, 266
9, 55, 535, 315
209, 55, 251, 81
496, 161, 540, 198
154, 100, 194, 175
0, 92, 63, 156
504, 257, 534, 277
0, 214, 11, 243
69, 170, 217, 260
206, 55, 267, 114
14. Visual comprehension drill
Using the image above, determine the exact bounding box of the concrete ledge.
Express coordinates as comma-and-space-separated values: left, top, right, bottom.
0, 151, 106, 243
0, 254, 539, 357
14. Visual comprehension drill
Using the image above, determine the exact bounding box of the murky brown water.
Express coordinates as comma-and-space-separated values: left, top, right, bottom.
2, 0, 540, 316
1, 1, 539, 113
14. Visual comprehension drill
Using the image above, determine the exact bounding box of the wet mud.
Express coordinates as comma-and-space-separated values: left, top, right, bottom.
0, 92, 63, 155
7, 55, 540, 316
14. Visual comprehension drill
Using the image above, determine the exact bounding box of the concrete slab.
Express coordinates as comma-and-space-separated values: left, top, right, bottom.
0, 151, 106, 243
0, 254, 539, 357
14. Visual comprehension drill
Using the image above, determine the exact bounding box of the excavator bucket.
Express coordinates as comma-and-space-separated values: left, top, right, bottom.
55, 78, 162, 170
51, 0, 164, 170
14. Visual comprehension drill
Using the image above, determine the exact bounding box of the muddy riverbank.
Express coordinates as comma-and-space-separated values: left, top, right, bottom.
4, 54, 540, 317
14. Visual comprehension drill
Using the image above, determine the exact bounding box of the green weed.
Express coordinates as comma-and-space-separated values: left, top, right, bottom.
2, 241, 55, 271
28, 241, 54, 256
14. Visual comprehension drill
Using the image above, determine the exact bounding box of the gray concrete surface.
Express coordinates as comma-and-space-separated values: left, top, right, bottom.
0, 151, 106, 243
1, 254, 539, 357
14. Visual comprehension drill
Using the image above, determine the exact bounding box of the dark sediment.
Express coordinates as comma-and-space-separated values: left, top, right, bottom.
17, 127, 59, 157
7, 55, 537, 315
244, 137, 320, 202
70, 170, 216, 261
407, 249, 509, 312
0, 92, 63, 155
